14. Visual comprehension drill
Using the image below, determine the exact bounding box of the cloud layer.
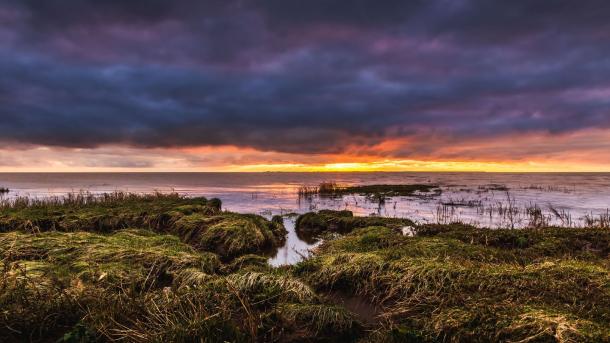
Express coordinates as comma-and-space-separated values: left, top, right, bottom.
1, 0, 610, 164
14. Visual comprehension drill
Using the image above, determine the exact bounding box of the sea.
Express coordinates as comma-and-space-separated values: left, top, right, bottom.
1, 172, 609, 265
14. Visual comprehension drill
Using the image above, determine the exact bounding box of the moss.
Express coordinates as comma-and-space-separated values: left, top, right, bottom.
0, 234, 358, 342
0, 193, 219, 233
223, 254, 271, 273
273, 303, 362, 341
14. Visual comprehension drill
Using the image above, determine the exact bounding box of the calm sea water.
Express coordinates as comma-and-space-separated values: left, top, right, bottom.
1, 172, 609, 265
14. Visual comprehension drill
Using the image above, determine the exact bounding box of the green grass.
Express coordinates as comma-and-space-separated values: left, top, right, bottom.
0, 229, 220, 288
1, 193, 609, 342
295, 210, 413, 238
0, 229, 358, 342
0, 192, 286, 260
294, 224, 610, 342
298, 183, 440, 200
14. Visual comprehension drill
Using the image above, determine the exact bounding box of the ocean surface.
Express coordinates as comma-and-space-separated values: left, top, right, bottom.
1, 172, 609, 265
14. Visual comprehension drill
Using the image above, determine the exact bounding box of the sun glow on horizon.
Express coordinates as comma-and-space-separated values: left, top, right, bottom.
224, 159, 610, 173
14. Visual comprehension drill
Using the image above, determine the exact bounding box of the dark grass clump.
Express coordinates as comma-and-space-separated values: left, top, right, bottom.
415, 223, 610, 261
172, 212, 287, 260
299, 183, 440, 200
294, 224, 610, 342
0, 187, 8, 194
0, 192, 287, 260
295, 210, 413, 239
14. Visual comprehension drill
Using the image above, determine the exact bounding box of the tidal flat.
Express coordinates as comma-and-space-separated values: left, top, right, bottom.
1, 191, 609, 342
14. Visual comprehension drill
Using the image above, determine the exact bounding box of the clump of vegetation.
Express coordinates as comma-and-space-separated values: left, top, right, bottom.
0, 192, 286, 260
174, 212, 287, 260
295, 210, 413, 238
0, 228, 360, 342
584, 209, 610, 229
298, 183, 440, 201
0, 229, 220, 288
294, 222, 610, 342
479, 183, 510, 192
0, 187, 8, 194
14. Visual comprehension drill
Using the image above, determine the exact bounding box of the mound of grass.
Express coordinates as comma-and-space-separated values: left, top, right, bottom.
0, 187, 8, 194
295, 210, 413, 238
0, 192, 221, 233
416, 223, 610, 261
299, 183, 440, 200
0, 229, 220, 289
0, 192, 287, 259
294, 225, 610, 341
0, 229, 360, 342
172, 212, 287, 260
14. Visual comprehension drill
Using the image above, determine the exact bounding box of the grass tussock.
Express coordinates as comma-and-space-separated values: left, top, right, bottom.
0, 230, 360, 342
295, 210, 413, 238
0, 187, 8, 194
0, 229, 220, 289
0, 192, 286, 260
294, 222, 610, 342
298, 183, 440, 201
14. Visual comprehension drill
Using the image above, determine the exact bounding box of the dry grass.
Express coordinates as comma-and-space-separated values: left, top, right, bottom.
2, 194, 609, 342
298, 182, 439, 200
295, 210, 413, 239
294, 223, 610, 342
0, 192, 286, 260
0, 230, 359, 342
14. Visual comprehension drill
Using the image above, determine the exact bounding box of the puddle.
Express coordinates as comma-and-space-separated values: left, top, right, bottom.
268, 216, 321, 266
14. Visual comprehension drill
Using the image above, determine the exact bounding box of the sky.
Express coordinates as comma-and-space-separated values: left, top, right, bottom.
1, 0, 610, 172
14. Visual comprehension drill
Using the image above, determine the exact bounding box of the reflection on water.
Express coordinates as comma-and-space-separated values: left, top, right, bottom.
1, 172, 609, 265
268, 217, 321, 266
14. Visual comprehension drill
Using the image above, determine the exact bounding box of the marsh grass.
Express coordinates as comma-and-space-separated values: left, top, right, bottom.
295, 224, 610, 341
295, 210, 413, 239
2, 193, 609, 342
298, 183, 440, 203
0, 192, 285, 260
0, 229, 360, 342
0, 187, 8, 194
584, 209, 610, 229
438, 194, 609, 229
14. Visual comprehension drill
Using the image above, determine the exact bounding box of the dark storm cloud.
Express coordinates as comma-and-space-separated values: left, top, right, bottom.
1, 0, 610, 156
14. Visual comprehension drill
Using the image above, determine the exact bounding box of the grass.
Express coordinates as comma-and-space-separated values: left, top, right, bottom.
0, 187, 8, 194
294, 223, 610, 342
295, 210, 414, 239
0, 192, 286, 260
298, 183, 440, 202
1, 193, 609, 342
0, 229, 220, 288
0, 229, 358, 342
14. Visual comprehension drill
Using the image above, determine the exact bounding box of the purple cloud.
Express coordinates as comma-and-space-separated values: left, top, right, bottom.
0, 0, 609, 157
